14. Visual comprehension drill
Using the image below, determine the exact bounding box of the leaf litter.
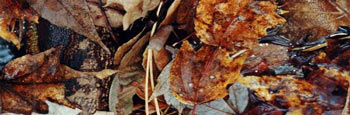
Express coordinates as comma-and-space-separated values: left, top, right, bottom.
2, 0, 350, 114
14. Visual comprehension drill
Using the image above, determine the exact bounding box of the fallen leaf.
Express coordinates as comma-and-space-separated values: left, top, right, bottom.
87, 2, 123, 28
150, 61, 188, 114
104, 0, 160, 30
227, 82, 249, 114
0, 18, 21, 49
276, 0, 350, 42
0, 47, 118, 114
343, 80, 350, 115
44, 101, 82, 115
143, 26, 173, 71
238, 74, 348, 114
26, 0, 110, 53
195, 99, 235, 115
195, 0, 285, 50
169, 41, 248, 105
114, 29, 144, 68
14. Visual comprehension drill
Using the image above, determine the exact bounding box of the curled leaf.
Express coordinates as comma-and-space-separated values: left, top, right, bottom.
27, 0, 110, 53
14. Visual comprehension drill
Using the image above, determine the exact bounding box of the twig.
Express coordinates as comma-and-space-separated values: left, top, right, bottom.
145, 49, 151, 115
98, 0, 119, 43
149, 49, 161, 115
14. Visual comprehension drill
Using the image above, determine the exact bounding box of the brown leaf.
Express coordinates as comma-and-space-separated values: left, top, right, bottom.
26, 0, 110, 53
195, 0, 285, 50
0, 47, 118, 114
169, 41, 248, 105
88, 2, 123, 28
143, 26, 173, 71
276, 0, 350, 42
104, 0, 160, 30
114, 29, 144, 68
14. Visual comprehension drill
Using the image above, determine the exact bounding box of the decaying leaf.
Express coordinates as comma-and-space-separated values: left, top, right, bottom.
169, 41, 248, 105
26, 0, 110, 53
114, 29, 144, 68
227, 82, 249, 114
276, 0, 350, 42
87, 2, 123, 28
195, 0, 285, 50
0, 47, 118, 114
194, 82, 248, 115
238, 73, 349, 114
238, 75, 321, 114
44, 101, 82, 115
343, 79, 350, 115
0, 18, 21, 49
150, 61, 188, 114
109, 64, 144, 115
104, 0, 160, 30
142, 26, 173, 72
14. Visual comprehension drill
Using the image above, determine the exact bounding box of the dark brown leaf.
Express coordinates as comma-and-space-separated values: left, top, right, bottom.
26, 0, 110, 53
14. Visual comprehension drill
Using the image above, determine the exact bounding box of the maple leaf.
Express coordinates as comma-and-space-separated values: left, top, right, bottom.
26, 0, 111, 54
0, 47, 118, 114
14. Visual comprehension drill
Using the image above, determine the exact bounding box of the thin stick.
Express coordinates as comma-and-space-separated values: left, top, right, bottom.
145, 49, 151, 115
149, 49, 161, 115
146, 1, 163, 115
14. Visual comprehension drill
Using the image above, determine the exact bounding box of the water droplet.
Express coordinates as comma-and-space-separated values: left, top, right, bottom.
199, 89, 204, 92
179, 93, 184, 97
209, 75, 215, 79
188, 83, 194, 87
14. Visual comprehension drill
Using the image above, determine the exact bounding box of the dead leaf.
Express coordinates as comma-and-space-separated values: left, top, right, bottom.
87, 2, 123, 28
343, 80, 350, 115
114, 29, 144, 68
276, 0, 350, 42
227, 82, 249, 114
104, 0, 160, 30
195, 99, 235, 115
195, 0, 285, 50
44, 101, 82, 115
150, 61, 188, 114
26, 0, 110, 53
169, 41, 248, 105
142, 26, 173, 71
238, 74, 348, 114
0, 47, 118, 114
0, 18, 21, 49
119, 32, 149, 68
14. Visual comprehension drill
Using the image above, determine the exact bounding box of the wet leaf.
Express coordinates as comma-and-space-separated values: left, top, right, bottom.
227, 82, 249, 114
195, 0, 285, 50
276, 0, 350, 42
26, 0, 110, 53
150, 61, 188, 114
195, 99, 235, 115
0, 37, 17, 71
0, 47, 118, 114
169, 41, 248, 105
